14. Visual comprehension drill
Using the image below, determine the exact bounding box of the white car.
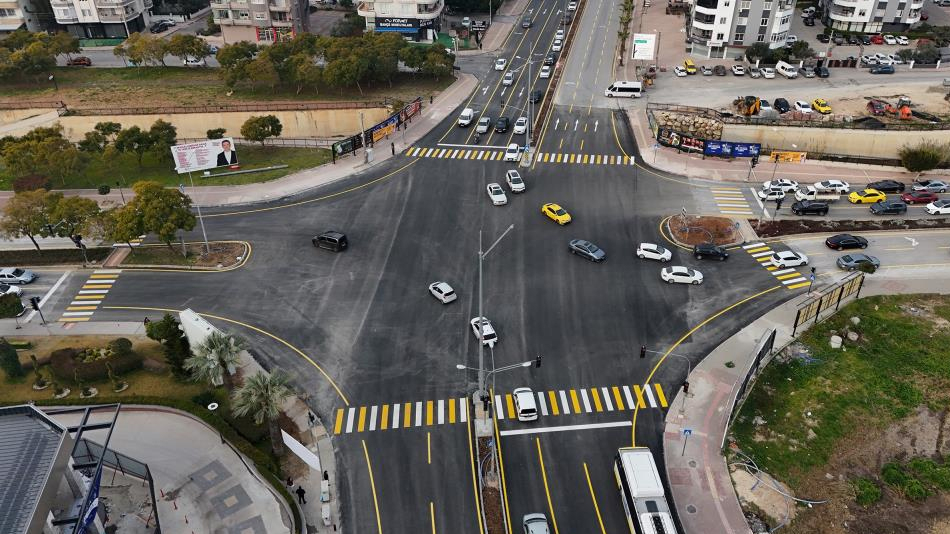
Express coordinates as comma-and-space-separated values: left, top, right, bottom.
183, 57, 206, 67
0, 268, 36, 284
661, 266, 704, 285
874, 53, 893, 65
887, 54, 904, 64
794, 100, 813, 113
896, 36, 909, 45
757, 188, 787, 201
770, 250, 809, 269
506, 170, 525, 192
567, 0, 577, 10
762, 179, 799, 193
487, 183, 508, 205
470, 316, 497, 347
504, 143, 521, 162
552, 39, 562, 52
0, 283, 22, 297
786, 35, 799, 44
861, 55, 878, 65
514, 116, 528, 135
731, 65, 745, 75
813, 180, 850, 193
925, 199, 950, 215
760, 67, 776, 79
503, 71, 514, 85
673, 65, 688, 77
539, 65, 551, 78
462, 16, 471, 27
428, 282, 457, 303
513, 387, 538, 421
883, 34, 897, 45
636, 243, 672, 262
555, 29, 565, 40
476, 117, 491, 134
494, 58, 507, 71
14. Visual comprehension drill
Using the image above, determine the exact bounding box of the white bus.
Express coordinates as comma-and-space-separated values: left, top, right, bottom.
614, 447, 677, 534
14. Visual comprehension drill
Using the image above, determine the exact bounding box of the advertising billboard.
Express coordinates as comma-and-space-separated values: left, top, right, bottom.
770, 151, 807, 163
171, 138, 238, 174
631, 34, 657, 61
703, 141, 761, 158
657, 127, 704, 152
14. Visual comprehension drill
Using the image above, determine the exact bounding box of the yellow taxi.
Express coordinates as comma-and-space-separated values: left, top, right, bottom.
541, 203, 572, 225
811, 98, 832, 114
848, 189, 886, 204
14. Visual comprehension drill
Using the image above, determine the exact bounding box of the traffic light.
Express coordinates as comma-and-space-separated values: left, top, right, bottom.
71, 234, 83, 248
639, 345, 646, 359
29, 296, 40, 311
682, 380, 690, 394
535, 354, 542, 368
751, 154, 759, 167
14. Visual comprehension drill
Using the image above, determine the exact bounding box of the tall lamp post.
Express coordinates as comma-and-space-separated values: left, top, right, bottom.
477, 224, 515, 410
516, 54, 543, 157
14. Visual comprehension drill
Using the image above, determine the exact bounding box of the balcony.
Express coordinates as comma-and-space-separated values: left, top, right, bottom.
271, 18, 292, 26
828, 7, 858, 20
357, 2, 373, 14
694, 0, 718, 13
268, 0, 289, 9
55, 13, 79, 22
692, 16, 716, 29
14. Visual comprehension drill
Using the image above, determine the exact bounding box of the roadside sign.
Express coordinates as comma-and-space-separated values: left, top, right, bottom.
178, 184, 185, 193
810, 273, 816, 282
471, 20, 488, 30
683, 428, 692, 436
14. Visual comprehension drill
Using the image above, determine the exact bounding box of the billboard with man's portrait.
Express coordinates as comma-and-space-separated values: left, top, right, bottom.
171, 138, 239, 174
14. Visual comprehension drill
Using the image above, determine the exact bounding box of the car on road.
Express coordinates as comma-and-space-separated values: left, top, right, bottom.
661, 266, 703, 285
900, 191, 938, 204
867, 179, 905, 193
66, 56, 92, 66
0, 268, 36, 284
883, 34, 897, 44
794, 100, 813, 113
0, 283, 22, 297
504, 143, 521, 162
541, 203, 571, 224
926, 199, 950, 215
494, 58, 507, 70
551, 39, 563, 52
514, 116, 528, 134
693, 242, 729, 261
313, 231, 348, 252
503, 71, 514, 85
539, 65, 552, 78
913, 180, 949, 193
771, 250, 809, 268
470, 317, 497, 346
869, 200, 907, 215
758, 188, 787, 201
486, 183, 508, 205
897, 36, 909, 45
813, 180, 850, 193
555, 29, 565, 40
803, 15, 815, 26
700, 65, 713, 76
561, 13, 572, 24
523, 513, 550, 534
149, 21, 171, 33
476, 117, 491, 134
569, 239, 606, 262
428, 282, 457, 303
529, 89, 544, 103
762, 179, 799, 193
773, 97, 790, 113
812, 98, 832, 114
825, 233, 868, 250
713, 65, 727, 76
522, 16, 532, 28
870, 65, 895, 74
673, 66, 688, 77
506, 170, 525, 192
732, 65, 745, 76
636, 243, 672, 262
848, 189, 886, 204
495, 116, 510, 133
791, 200, 829, 215
513, 388, 538, 421
543, 53, 556, 66
837, 253, 880, 271
567, 0, 577, 9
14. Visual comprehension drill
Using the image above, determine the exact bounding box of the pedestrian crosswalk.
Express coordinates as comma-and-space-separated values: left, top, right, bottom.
332, 382, 669, 436
403, 146, 634, 166
59, 269, 122, 322
712, 187, 754, 216
741, 242, 810, 290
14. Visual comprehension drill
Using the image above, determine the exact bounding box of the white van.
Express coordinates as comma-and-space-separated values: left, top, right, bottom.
458, 107, 474, 127
775, 60, 798, 79
604, 80, 643, 98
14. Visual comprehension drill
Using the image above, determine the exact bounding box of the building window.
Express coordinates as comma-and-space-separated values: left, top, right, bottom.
757, 33, 765, 41
737, 16, 747, 24
763, 1, 772, 9
238, 9, 249, 18
734, 32, 744, 40
216, 9, 230, 18
0, 8, 15, 15
895, 9, 902, 15
780, 15, 789, 23
876, 1, 885, 7
254, 11, 265, 18
740, 0, 750, 8
760, 17, 768, 25
81, 8, 91, 15
859, 9, 866, 15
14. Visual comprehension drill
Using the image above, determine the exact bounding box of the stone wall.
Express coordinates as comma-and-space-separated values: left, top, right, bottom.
652, 111, 724, 140
721, 123, 950, 159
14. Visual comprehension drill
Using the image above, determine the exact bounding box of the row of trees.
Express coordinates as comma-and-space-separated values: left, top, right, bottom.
113, 33, 212, 66
745, 41, 815, 63
0, 30, 80, 81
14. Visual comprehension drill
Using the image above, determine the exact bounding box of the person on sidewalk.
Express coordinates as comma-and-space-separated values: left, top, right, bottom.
296, 485, 307, 504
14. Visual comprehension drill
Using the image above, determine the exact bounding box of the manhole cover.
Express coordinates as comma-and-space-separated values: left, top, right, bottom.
686, 505, 697, 513
688, 460, 697, 467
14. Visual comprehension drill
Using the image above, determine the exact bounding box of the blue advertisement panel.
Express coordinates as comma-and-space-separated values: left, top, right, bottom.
704, 140, 761, 158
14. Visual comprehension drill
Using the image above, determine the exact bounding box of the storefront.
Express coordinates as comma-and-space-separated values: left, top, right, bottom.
372, 16, 439, 42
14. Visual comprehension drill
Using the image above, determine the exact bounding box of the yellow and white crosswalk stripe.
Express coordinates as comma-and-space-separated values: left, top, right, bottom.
60, 269, 122, 322
741, 242, 810, 289
333, 397, 469, 435
712, 187, 754, 216
403, 146, 636, 166
535, 152, 635, 166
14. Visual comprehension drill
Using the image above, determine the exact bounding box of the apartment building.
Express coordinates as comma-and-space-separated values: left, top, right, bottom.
820, 0, 923, 32
357, 0, 442, 41
687, 0, 794, 57
212, 0, 309, 44
51, 0, 150, 38
0, 0, 57, 35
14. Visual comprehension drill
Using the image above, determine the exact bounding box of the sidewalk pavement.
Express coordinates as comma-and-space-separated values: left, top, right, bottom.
626, 109, 949, 186
457, 0, 530, 56
663, 271, 950, 534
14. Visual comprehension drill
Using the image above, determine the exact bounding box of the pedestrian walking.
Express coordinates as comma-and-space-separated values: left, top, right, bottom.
143, 317, 150, 325
391, 142, 395, 156
286, 476, 293, 488
323, 470, 329, 481
296, 485, 307, 504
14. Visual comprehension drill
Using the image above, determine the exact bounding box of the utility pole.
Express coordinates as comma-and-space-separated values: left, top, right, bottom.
477, 224, 515, 418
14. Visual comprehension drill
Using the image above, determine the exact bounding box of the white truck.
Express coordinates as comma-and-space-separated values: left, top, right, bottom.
795, 186, 840, 202
614, 447, 677, 534
458, 107, 474, 127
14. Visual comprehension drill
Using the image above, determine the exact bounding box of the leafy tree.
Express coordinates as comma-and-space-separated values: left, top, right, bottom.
422, 45, 454, 79
47, 195, 100, 237
78, 131, 108, 153
207, 128, 227, 139
899, 141, 947, 172
288, 53, 323, 94
330, 13, 365, 37
184, 330, 247, 390
49, 32, 80, 60
145, 313, 191, 378
123, 180, 196, 249
241, 115, 282, 145
0, 294, 24, 321
114, 126, 153, 168
115, 33, 168, 66
787, 41, 814, 60
745, 42, 770, 62
0, 337, 24, 379
916, 43, 940, 64
399, 45, 426, 73
148, 119, 178, 163
95, 121, 122, 140
230, 370, 293, 455
166, 34, 211, 63
0, 189, 55, 250
46, 143, 85, 186
244, 57, 279, 90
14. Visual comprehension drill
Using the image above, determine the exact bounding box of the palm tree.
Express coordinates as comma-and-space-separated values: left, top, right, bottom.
183, 331, 247, 390
231, 371, 293, 455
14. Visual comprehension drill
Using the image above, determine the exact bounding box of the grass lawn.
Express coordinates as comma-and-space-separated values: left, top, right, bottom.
0, 145, 331, 190
0, 67, 455, 109
731, 294, 950, 487
121, 242, 246, 268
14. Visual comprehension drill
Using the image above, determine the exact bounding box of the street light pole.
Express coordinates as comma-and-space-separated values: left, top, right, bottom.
477, 224, 515, 411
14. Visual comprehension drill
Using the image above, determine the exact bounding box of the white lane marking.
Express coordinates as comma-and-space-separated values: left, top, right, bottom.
392, 403, 401, 429
499, 420, 632, 436
537, 392, 548, 416
623, 386, 635, 410
559, 390, 571, 414
772, 268, 796, 276
94, 269, 123, 274
78, 290, 109, 294
369, 405, 378, 432
437, 399, 445, 425
643, 384, 657, 408
743, 242, 766, 249
720, 210, 755, 215
750, 251, 774, 258
25, 271, 69, 323
783, 277, 808, 285
459, 398, 468, 422
70, 301, 101, 306
415, 401, 423, 427
62, 311, 95, 316
345, 407, 356, 433
495, 395, 505, 419
580, 389, 592, 413
599, 387, 612, 411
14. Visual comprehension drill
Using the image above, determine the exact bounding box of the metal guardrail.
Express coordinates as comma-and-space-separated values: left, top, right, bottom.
0, 100, 67, 110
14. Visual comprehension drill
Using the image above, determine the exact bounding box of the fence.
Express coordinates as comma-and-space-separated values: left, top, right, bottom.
0, 100, 66, 110
63, 100, 389, 116
725, 328, 776, 443
177, 136, 337, 148
792, 272, 865, 336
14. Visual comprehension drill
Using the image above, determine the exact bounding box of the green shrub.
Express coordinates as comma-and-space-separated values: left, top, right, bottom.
904, 478, 931, 501
49, 343, 144, 382
882, 462, 909, 487
0, 294, 24, 319
0, 338, 24, 379
12, 174, 51, 192
191, 390, 217, 407
98, 184, 111, 195
851, 477, 882, 507
108, 338, 133, 358
899, 141, 947, 172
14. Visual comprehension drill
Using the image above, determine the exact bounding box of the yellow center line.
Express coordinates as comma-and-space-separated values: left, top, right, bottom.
430, 501, 436, 534
583, 463, 607, 534
493, 396, 514, 534
535, 438, 561, 534
466, 401, 485, 534
361, 440, 383, 534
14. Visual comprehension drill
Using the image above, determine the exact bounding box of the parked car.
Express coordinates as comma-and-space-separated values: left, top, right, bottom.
816, 66, 830, 78
749, 67, 762, 78
555, 29, 565, 40
803, 16, 815, 26
567, 0, 577, 9
870, 65, 895, 74
817, 33, 830, 43
900, 191, 938, 204
847, 35, 860, 45
794, 100, 813, 113
825, 233, 868, 250
0, 268, 35, 284
883, 34, 897, 45
183, 57, 207, 67
731, 65, 745, 76
860, 35, 872, 45
791, 200, 829, 215
811, 98, 832, 114
673, 65, 688, 77
867, 180, 905, 193
544, 53, 556, 66
759, 99, 772, 112
693, 242, 728, 261
539, 65, 552, 78
869, 200, 907, 215
771, 250, 809, 268
0, 283, 22, 297
551, 39, 563, 52
761, 67, 776, 79
713, 65, 727, 76
66, 56, 92, 66
636, 243, 672, 262
149, 21, 171, 33
569, 239, 606, 262
870, 34, 884, 45
529, 89, 544, 103
661, 266, 704, 285
700, 65, 713, 76
428, 282, 457, 303
837, 253, 880, 271
774, 98, 790, 113
801, 66, 816, 78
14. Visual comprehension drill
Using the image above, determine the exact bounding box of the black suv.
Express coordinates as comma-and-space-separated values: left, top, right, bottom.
693, 243, 729, 261
774, 98, 791, 114
867, 179, 905, 193
544, 53, 556, 66
529, 89, 544, 103
869, 200, 907, 215
149, 21, 170, 33
791, 200, 829, 215
494, 116, 510, 133
313, 231, 348, 252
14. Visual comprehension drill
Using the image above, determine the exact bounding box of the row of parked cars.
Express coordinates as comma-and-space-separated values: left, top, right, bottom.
757, 178, 950, 216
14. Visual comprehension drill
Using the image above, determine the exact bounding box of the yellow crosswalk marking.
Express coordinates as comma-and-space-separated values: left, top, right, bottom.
60, 317, 90, 322
766, 266, 778, 271
505, 393, 516, 419
334, 408, 344, 434
404, 402, 412, 428
358, 406, 367, 432
66, 306, 98, 311
583, 154, 589, 164
591, 388, 603, 412
633, 385, 647, 408
448, 398, 456, 424
569, 154, 576, 163
426, 400, 434, 426
82, 285, 112, 289
777, 272, 802, 280
556, 153, 563, 163
654, 384, 668, 407
612, 386, 625, 410
89, 274, 117, 279
74, 295, 102, 300
787, 282, 811, 289
380, 404, 390, 430
547, 390, 560, 415
569, 389, 581, 413
747, 246, 770, 253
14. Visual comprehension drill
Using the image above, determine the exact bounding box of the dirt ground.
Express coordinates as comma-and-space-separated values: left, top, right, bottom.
752, 217, 950, 238
669, 215, 739, 245
827, 85, 950, 123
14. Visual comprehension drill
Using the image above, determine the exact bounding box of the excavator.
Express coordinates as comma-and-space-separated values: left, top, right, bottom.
733, 96, 761, 116
866, 97, 912, 120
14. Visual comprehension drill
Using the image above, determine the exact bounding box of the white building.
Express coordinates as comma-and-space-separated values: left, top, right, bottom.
357, 0, 442, 41
688, 0, 795, 58
820, 0, 923, 33
0, 0, 56, 35
50, 0, 152, 38
212, 0, 309, 44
